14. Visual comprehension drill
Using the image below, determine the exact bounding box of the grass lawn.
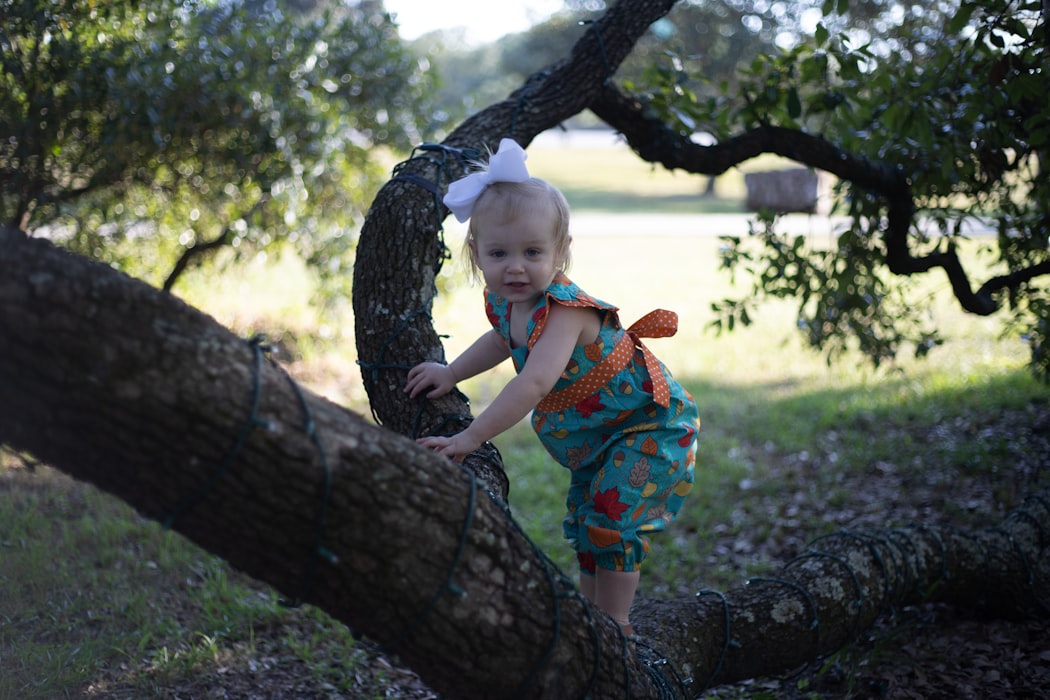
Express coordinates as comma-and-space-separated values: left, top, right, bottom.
2, 134, 1047, 699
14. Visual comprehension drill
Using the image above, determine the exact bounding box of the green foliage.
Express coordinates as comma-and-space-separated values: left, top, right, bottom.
713, 212, 944, 367
1, 0, 436, 296
419, 1, 781, 134
630, 0, 1049, 377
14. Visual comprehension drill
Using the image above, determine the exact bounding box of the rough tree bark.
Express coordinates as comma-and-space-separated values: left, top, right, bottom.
3, 223, 1050, 699
0, 225, 637, 698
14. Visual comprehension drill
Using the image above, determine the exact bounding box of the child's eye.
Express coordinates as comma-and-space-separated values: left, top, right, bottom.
526, 248, 542, 257
489, 250, 505, 258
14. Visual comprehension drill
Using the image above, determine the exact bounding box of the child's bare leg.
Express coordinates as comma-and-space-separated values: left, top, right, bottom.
579, 571, 596, 602
595, 568, 640, 636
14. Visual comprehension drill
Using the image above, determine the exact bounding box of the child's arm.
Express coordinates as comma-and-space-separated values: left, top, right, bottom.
416, 304, 593, 462
405, 329, 509, 399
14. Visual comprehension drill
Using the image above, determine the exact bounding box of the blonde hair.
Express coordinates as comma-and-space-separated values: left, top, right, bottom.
463, 178, 572, 283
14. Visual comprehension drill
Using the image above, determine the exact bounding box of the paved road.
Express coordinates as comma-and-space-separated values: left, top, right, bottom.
569, 212, 843, 238
569, 211, 997, 239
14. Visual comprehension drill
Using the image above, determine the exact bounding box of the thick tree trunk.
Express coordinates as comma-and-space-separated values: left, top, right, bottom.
0, 225, 647, 697
3, 225, 1049, 699
636, 515, 1050, 688
352, 0, 680, 502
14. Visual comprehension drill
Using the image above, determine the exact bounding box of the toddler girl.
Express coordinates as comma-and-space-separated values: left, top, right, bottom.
405, 138, 698, 636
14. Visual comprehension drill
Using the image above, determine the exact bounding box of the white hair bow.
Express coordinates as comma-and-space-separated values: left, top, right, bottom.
442, 138, 530, 223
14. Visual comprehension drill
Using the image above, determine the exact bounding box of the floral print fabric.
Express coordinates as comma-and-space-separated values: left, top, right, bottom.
486, 274, 699, 572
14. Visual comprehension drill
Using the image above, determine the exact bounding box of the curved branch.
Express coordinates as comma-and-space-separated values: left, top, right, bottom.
351, 0, 679, 498
636, 493, 1050, 688
587, 82, 1042, 316
162, 229, 230, 293
980, 260, 1050, 298
161, 195, 272, 293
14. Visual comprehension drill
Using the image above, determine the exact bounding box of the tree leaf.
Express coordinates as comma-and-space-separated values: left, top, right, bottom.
787, 88, 802, 119
948, 3, 978, 33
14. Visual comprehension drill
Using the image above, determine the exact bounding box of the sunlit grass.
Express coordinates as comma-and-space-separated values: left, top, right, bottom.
526, 132, 794, 212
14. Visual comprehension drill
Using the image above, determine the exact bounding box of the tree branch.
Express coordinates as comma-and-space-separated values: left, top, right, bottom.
3, 224, 1048, 698
160, 195, 272, 293
161, 229, 231, 293
351, 0, 679, 497
587, 82, 1044, 316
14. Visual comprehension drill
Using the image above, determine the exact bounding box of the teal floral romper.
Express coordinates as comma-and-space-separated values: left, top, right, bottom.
486, 274, 699, 574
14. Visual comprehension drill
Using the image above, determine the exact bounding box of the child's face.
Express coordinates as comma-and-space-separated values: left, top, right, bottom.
470, 206, 563, 306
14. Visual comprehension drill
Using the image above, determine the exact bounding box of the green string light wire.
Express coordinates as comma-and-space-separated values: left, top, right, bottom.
634, 636, 693, 699
508, 77, 538, 142
276, 359, 337, 609
357, 306, 438, 425
392, 142, 481, 266
867, 529, 908, 601
410, 406, 473, 442
1008, 504, 1048, 547
786, 550, 865, 644
882, 528, 921, 596
358, 143, 479, 425
380, 463, 476, 653
578, 19, 613, 84
486, 491, 603, 700
695, 589, 736, 693
911, 522, 953, 587
161, 334, 270, 530
810, 531, 895, 606
986, 523, 1050, 613
157, 335, 337, 612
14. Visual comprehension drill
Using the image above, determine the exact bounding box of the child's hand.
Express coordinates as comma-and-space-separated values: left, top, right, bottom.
416, 431, 482, 463
405, 362, 456, 398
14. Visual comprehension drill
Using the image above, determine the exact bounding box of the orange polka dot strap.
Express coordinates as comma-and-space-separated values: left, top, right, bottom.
536, 309, 678, 414
525, 273, 604, 351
